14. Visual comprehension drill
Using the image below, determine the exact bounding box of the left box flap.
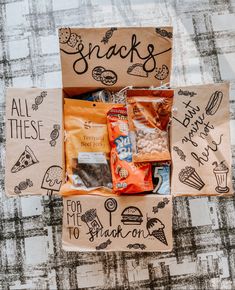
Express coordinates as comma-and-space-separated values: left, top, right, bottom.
5, 88, 64, 196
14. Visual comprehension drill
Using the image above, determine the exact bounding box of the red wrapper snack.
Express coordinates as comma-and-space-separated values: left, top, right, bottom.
107, 107, 153, 194
127, 89, 174, 162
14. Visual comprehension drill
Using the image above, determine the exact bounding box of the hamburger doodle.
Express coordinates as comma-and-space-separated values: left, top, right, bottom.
11, 145, 39, 173
205, 90, 223, 116
41, 165, 63, 195
32, 91, 47, 111
92, 66, 117, 86
146, 217, 168, 246
101, 27, 117, 44
104, 198, 118, 227
127, 63, 148, 78
121, 206, 143, 225
49, 124, 60, 147
155, 64, 169, 80
96, 239, 112, 250
14, 179, 33, 194
126, 243, 146, 250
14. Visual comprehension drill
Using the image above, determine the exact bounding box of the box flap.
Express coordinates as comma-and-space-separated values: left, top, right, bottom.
171, 82, 233, 196
59, 27, 173, 95
62, 194, 172, 252
5, 88, 64, 196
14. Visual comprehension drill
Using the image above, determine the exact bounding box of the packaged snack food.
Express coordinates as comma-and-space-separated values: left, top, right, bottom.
127, 89, 174, 162
152, 163, 170, 195
63, 99, 123, 194
107, 107, 153, 194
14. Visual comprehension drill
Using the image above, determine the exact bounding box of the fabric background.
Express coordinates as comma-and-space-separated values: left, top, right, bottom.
0, 0, 235, 289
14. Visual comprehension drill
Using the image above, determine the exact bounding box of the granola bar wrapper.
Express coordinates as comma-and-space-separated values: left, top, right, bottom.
127, 89, 174, 163
61, 99, 123, 196
107, 107, 153, 194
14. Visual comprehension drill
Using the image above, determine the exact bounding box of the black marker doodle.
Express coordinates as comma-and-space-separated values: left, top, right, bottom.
41, 165, 63, 195
173, 146, 186, 161
205, 91, 223, 115
14, 179, 33, 194
155, 28, 172, 39
59, 27, 82, 47
49, 124, 60, 146
92, 66, 117, 86
213, 161, 229, 193
32, 91, 47, 110
104, 198, 117, 227
81, 209, 103, 234
179, 166, 205, 190
146, 217, 168, 246
155, 64, 169, 80
101, 27, 117, 44
121, 206, 143, 225
152, 197, 170, 214
127, 243, 146, 250
127, 63, 148, 77
11, 145, 39, 173
178, 89, 197, 97
96, 239, 112, 250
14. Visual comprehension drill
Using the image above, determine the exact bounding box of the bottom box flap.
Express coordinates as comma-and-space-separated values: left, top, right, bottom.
62, 194, 172, 252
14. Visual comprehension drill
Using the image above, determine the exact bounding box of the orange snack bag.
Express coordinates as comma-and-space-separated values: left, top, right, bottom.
107, 107, 153, 194
61, 98, 123, 196
127, 89, 174, 163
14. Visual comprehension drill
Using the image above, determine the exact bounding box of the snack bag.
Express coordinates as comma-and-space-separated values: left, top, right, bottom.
127, 89, 174, 163
62, 99, 123, 195
152, 163, 170, 195
107, 107, 153, 194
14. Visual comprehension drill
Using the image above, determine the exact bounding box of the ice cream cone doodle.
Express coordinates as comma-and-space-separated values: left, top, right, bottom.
146, 217, 168, 246
212, 161, 229, 193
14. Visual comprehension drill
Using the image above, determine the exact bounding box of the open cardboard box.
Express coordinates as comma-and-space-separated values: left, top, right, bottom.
5, 27, 233, 251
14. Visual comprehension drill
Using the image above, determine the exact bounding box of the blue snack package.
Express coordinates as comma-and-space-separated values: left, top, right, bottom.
152, 164, 170, 195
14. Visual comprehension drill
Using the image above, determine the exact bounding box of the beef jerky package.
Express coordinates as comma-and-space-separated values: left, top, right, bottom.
107, 107, 153, 194
61, 98, 123, 196
127, 89, 174, 163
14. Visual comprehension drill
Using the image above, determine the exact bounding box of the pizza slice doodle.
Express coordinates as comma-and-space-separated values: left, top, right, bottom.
11, 146, 39, 173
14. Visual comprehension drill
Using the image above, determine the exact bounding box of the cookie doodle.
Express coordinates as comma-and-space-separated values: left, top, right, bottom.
14, 179, 33, 194
101, 27, 117, 44
127, 63, 148, 77
59, 28, 82, 48
155, 65, 169, 80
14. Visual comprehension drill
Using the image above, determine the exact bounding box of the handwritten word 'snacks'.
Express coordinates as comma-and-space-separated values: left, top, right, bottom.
127, 89, 174, 163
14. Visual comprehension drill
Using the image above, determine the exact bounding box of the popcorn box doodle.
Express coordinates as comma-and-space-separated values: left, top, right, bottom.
62, 194, 173, 252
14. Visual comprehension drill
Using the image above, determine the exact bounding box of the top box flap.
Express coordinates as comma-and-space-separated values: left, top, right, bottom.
59, 27, 173, 95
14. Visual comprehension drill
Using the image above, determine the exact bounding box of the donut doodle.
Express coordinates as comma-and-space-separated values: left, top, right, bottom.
92, 66, 118, 86
14, 179, 33, 194
155, 65, 169, 80
100, 70, 117, 86
101, 27, 117, 44
155, 28, 173, 39
92, 66, 105, 81
205, 90, 223, 115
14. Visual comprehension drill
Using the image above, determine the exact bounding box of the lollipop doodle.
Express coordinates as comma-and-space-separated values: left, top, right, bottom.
104, 198, 118, 227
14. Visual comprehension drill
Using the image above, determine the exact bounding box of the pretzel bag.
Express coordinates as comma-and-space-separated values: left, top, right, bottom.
127, 89, 174, 163
107, 107, 153, 194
